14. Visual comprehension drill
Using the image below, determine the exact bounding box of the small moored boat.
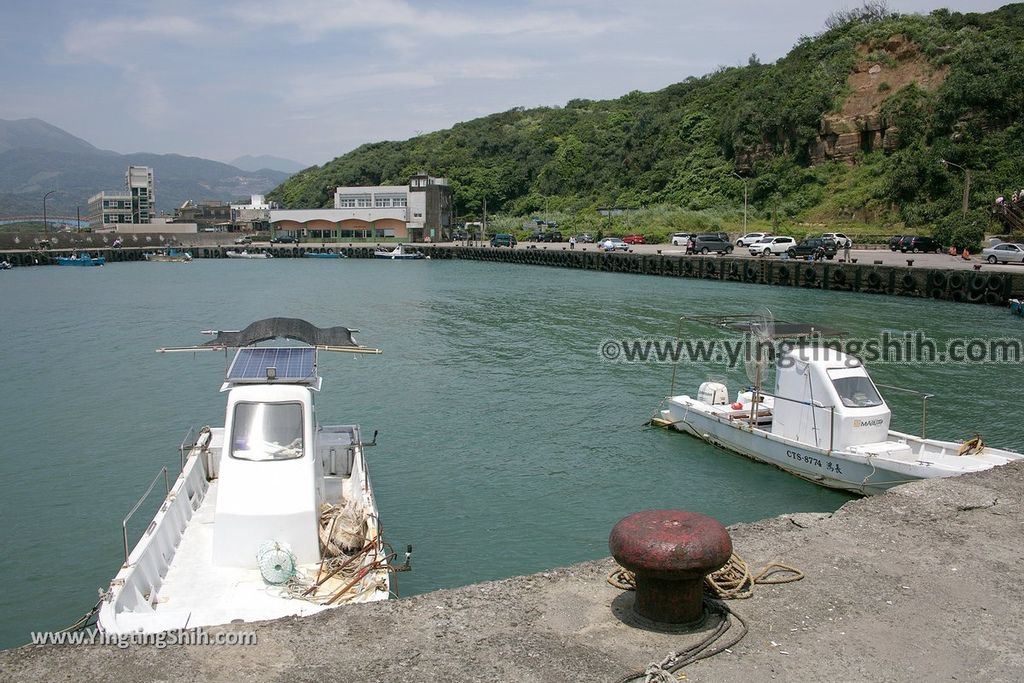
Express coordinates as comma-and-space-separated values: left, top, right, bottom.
97, 318, 403, 634
655, 313, 1022, 495
145, 246, 193, 263
373, 244, 428, 260
226, 249, 272, 259
57, 251, 105, 266
304, 250, 347, 259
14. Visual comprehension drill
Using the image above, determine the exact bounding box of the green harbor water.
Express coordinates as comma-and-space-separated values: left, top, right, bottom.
1, 258, 1021, 649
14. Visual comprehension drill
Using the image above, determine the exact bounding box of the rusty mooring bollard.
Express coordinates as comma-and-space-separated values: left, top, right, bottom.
609, 510, 732, 625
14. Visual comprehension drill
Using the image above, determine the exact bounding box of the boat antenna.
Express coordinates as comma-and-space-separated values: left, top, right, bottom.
744, 307, 775, 424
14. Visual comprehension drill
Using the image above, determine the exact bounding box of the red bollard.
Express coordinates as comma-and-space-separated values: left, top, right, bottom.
609, 510, 732, 625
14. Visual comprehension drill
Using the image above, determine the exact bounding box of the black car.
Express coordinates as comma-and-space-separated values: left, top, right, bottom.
690, 234, 734, 254
450, 230, 469, 241
270, 235, 297, 244
888, 235, 907, 251
900, 236, 942, 253
531, 231, 563, 242
788, 237, 837, 260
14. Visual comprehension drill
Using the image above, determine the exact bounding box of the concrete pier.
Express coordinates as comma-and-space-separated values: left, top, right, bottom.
4, 241, 1022, 307
4, 460, 1022, 682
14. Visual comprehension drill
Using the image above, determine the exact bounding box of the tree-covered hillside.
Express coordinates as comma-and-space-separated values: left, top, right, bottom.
269, 3, 1024, 241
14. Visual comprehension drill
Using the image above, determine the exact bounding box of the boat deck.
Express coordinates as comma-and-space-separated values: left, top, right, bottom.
140, 482, 331, 631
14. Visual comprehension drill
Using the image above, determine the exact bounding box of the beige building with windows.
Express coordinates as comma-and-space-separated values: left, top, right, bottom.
88, 165, 156, 232
270, 173, 453, 241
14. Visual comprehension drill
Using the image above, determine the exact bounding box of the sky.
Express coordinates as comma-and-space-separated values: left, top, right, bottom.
0, 0, 1009, 167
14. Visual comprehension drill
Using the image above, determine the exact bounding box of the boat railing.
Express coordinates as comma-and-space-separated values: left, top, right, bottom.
178, 426, 195, 471
122, 466, 170, 567
874, 384, 933, 438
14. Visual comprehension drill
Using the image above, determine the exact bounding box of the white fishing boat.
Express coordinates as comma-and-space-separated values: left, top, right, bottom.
226, 249, 272, 259
145, 246, 192, 262
373, 244, 428, 260
654, 313, 1022, 495
97, 318, 405, 634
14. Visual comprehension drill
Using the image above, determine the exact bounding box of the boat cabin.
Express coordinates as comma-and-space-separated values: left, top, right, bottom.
770, 347, 890, 450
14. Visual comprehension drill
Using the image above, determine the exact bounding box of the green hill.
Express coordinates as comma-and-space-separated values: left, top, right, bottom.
268, 3, 1024, 244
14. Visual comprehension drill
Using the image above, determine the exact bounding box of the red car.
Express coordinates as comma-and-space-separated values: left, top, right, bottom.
623, 234, 646, 245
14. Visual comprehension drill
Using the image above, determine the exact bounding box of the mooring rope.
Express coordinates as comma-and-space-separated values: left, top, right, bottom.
608, 552, 803, 599
608, 552, 802, 681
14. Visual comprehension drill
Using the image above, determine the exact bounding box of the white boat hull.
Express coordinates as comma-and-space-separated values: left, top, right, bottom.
662, 396, 1021, 495
98, 425, 389, 634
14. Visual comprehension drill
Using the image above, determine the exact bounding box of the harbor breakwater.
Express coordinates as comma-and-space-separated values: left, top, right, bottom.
5, 243, 1021, 307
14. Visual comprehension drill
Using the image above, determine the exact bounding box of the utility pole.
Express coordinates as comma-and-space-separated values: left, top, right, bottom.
940, 159, 972, 217
732, 172, 748, 233
482, 197, 487, 246
42, 189, 56, 243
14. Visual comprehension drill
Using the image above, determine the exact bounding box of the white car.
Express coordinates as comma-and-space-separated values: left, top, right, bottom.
982, 242, 1024, 264
823, 232, 853, 248
736, 232, 771, 247
671, 232, 695, 247
749, 236, 796, 256
600, 238, 629, 251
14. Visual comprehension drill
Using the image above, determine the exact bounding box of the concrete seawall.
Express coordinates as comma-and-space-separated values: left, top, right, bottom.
3, 460, 1022, 682
4, 243, 1021, 307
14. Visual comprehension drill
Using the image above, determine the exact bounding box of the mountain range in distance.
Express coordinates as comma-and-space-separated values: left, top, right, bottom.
0, 118, 293, 216
229, 154, 307, 174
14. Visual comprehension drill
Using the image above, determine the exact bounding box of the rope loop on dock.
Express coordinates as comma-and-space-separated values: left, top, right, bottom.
607, 552, 803, 600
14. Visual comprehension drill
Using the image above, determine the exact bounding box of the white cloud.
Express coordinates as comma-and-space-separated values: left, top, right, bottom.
230, 0, 617, 42
61, 15, 210, 64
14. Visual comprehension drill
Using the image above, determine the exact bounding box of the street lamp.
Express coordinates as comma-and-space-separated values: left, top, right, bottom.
939, 159, 971, 217
732, 172, 749, 233
42, 190, 57, 242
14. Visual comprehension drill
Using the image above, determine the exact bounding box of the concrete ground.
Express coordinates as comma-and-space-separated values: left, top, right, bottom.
4, 460, 1022, 682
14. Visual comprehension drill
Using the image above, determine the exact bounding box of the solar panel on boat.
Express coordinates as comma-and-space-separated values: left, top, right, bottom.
226, 347, 316, 383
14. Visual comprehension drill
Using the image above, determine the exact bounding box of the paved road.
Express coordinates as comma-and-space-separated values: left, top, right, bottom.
462, 241, 1024, 273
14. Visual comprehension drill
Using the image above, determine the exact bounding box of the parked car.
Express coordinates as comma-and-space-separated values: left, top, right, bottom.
490, 233, 517, 248
450, 230, 469, 241
982, 242, 1024, 264
577, 233, 595, 243
623, 234, 646, 245
788, 237, 838, 260
671, 232, 697, 247
888, 235, 907, 251
749, 236, 796, 256
690, 234, 734, 255
270, 235, 297, 244
736, 232, 771, 247
900, 236, 942, 253
530, 231, 563, 242
600, 238, 629, 251
823, 232, 853, 248
234, 235, 252, 245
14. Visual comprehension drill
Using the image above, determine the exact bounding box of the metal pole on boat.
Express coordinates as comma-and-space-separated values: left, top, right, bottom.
921, 395, 929, 438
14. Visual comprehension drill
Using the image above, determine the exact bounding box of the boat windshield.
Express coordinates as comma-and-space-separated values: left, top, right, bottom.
230, 402, 304, 461
827, 370, 883, 408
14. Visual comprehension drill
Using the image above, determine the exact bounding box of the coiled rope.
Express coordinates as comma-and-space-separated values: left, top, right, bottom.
608, 552, 803, 600
608, 552, 803, 682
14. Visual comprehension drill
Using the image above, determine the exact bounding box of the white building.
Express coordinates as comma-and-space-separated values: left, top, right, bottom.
126, 165, 155, 224
88, 165, 156, 232
270, 174, 453, 241
231, 194, 273, 232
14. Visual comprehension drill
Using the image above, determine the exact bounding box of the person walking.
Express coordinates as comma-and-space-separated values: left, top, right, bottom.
569, 235, 577, 250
